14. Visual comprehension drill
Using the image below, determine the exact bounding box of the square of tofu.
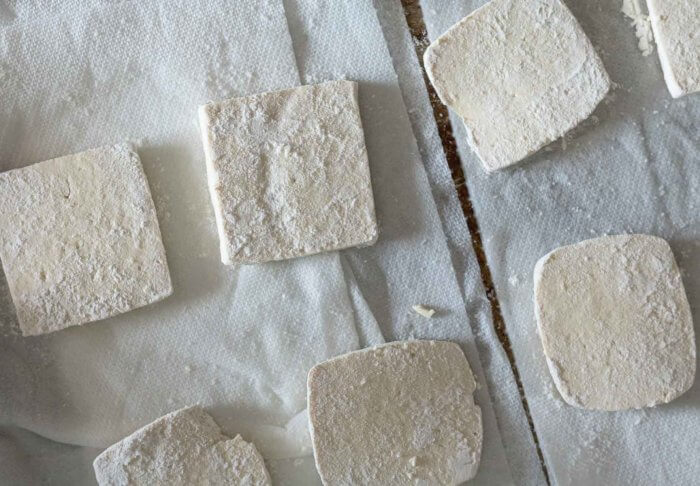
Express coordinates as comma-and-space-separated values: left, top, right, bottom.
534, 235, 696, 410
307, 341, 483, 485
199, 80, 378, 265
424, 0, 611, 171
647, 0, 700, 97
0, 144, 172, 336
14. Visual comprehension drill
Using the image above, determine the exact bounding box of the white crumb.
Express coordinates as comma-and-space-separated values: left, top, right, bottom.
621, 0, 654, 57
412, 304, 436, 318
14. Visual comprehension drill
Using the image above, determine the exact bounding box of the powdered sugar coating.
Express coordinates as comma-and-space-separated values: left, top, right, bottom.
424, 0, 610, 171
646, 0, 700, 97
0, 144, 171, 336
534, 234, 696, 410
199, 80, 378, 264
308, 341, 482, 485
93, 406, 271, 486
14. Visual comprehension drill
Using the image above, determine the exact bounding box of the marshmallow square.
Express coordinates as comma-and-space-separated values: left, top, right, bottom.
94, 406, 271, 485
308, 341, 482, 484
424, 0, 611, 171
199, 80, 378, 264
0, 144, 172, 336
534, 234, 696, 410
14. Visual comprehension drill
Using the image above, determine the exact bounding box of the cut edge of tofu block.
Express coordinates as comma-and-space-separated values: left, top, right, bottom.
423, 0, 611, 172
533, 234, 697, 410
0, 143, 173, 336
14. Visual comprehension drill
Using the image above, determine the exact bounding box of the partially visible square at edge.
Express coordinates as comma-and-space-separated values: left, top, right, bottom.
199, 80, 378, 265
0, 144, 172, 336
646, 0, 700, 97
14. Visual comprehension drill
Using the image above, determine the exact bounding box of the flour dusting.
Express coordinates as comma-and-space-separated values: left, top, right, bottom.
621, 0, 654, 56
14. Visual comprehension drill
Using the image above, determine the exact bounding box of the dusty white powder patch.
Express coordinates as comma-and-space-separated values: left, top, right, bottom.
621, 0, 654, 56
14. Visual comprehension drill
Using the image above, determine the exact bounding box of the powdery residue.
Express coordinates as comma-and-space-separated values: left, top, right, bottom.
621, 0, 654, 57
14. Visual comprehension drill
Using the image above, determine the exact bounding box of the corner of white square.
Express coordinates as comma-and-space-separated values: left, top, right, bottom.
0, 144, 172, 336
646, 0, 700, 97
198, 80, 378, 265
533, 234, 696, 410
424, 0, 611, 171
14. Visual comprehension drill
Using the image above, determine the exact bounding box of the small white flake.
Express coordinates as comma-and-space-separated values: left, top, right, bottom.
646, 0, 700, 97
621, 0, 655, 57
412, 304, 436, 318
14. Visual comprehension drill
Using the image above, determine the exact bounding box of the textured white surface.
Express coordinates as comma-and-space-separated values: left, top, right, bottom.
646, 0, 700, 97
534, 235, 695, 410
424, 0, 611, 171
93, 406, 271, 486
308, 341, 482, 485
0, 144, 171, 336
199, 80, 377, 264
421, 0, 700, 484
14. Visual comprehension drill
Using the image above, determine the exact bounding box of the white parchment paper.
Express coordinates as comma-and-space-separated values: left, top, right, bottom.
420, 1, 700, 485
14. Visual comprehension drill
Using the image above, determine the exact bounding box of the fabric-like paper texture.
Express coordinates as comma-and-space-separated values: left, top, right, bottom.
420, 0, 700, 485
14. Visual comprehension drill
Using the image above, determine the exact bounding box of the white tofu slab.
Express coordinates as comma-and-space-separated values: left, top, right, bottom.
646, 0, 700, 97
307, 341, 483, 485
424, 0, 611, 171
93, 406, 271, 486
534, 234, 696, 411
0, 144, 171, 336
199, 80, 378, 264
